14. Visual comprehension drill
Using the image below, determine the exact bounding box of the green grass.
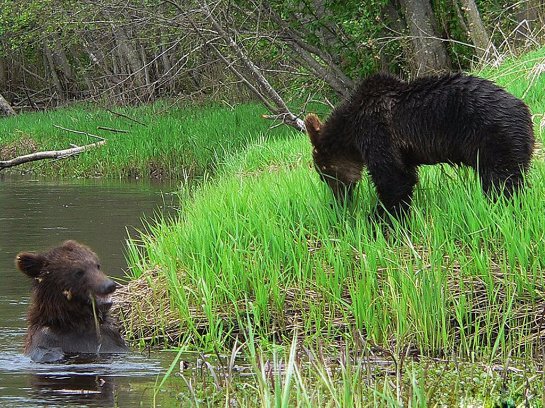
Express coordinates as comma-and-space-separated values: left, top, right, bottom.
126, 46, 545, 352
161, 330, 545, 407
126, 138, 545, 355
120, 47, 545, 405
0, 101, 296, 179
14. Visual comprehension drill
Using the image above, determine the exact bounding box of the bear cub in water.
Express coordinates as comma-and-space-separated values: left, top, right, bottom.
305, 73, 534, 217
16, 240, 128, 363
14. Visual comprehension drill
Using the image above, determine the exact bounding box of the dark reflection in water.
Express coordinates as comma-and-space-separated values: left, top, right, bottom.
1, 351, 164, 407
0, 175, 179, 407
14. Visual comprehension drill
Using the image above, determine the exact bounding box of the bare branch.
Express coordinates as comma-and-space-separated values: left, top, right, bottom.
193, 1, 306, 132
105, 108, 148, 126
97, 126, 129, 133
52, 125, 106, 141
262, 2, 354, 96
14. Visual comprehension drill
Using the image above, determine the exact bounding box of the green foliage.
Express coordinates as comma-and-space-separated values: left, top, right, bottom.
0, 0, 68, 50
268, 0, 399, 79
326, 0, 395, 77
432, 0, 475, 68
0, 101, 297, 179
1, 0, 541, 104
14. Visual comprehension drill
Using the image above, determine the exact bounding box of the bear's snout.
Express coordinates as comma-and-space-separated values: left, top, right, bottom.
92, 279, 118, 311
100, 279, 118, 295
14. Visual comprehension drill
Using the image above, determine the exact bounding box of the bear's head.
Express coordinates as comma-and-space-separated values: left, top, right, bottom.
16, 240, 118, 327
305, 113, 364, 203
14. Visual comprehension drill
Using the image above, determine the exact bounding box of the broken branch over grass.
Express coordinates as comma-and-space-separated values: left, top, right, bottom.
0, 126, 105, 171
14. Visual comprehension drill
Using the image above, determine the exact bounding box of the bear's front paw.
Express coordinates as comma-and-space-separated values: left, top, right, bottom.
29, 346, 64, 363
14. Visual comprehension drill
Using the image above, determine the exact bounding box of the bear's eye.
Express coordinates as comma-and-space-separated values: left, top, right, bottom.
74, 269, 85, 278
96, 263, 101, 270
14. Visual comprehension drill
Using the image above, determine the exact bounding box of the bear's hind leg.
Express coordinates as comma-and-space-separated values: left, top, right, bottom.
477, 148, 528, 198
480, 167, 525, 199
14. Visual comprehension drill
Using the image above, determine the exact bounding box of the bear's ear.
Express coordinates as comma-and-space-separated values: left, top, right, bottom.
304, 114, 323, 146
16, 252, 47, 278
62, 240, 80, 250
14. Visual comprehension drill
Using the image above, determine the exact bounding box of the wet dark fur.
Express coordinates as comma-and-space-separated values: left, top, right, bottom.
16, 240, 128, 363
306, 73, 535, 217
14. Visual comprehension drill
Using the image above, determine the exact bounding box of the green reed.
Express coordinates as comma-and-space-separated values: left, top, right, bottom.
127, 137, 545, 358
124, 47, 545, 366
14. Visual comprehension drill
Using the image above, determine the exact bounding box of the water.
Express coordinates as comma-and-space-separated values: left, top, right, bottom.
0, 175, 181, 407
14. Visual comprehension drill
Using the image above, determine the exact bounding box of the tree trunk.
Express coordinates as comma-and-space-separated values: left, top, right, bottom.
399, 0, 450, 75
52, 40, 78, 96
0, 93, 16, 116
381, 0, 412, 73
0, 56, 7, 90
160, 37, 174, 93
44, 43, 64, 99
311, 0, 342, 64
114, 28, 145, 86
140, 43, 152, 98
104, 9, 145, 94
459, 0, 491, 59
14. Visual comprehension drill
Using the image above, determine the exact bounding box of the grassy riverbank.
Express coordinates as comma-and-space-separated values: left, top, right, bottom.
0, 101, 297, 179
117, 48, 545, 405
4, 47, 545, 404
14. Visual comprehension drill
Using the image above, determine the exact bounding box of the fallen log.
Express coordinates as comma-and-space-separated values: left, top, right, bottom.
0, 128, 106, 171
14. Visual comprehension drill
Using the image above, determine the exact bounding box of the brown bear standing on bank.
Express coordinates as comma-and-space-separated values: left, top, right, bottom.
16, 240, 128, 363
305, 73, 534, 217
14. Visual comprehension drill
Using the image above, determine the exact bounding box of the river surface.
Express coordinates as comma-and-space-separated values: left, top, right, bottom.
0, 175, 181, 407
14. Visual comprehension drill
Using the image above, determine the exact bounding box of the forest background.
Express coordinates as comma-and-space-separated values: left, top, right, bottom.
0, 0, 543, 123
